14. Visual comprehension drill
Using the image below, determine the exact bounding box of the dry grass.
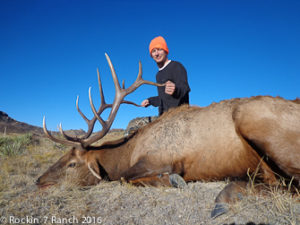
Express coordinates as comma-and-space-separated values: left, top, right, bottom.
0, 133, 33, 156
0, 133, 299, 225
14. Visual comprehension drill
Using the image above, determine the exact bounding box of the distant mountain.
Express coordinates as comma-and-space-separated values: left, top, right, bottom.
0, 111, 123, 136
0, 111, 44, 135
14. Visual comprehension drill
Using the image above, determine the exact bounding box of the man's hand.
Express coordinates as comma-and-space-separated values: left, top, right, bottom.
141, 99, 150, 107
165, 81, 176, 95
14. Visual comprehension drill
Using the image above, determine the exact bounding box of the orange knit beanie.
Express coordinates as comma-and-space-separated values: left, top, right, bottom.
149, 36, 169, 55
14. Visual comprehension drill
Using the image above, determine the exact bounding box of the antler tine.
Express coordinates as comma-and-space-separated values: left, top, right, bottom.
58, 123, 83, 142
75, 95, 98, 139
43, 117, 80, 147
97, 68, 106, 104
76, 96, 89, 123
137, 60, 166, 87
82, 54, 164, 147
89, 87, 108, 129
137, 60, 142, 79
125, 60, 165, 96
78, 87, 111, 147
105, 53, 121, 93
77, 69, 113, 139
59, 95, 96, 140
43, 53, 164, 149
81, 54, 134, 147
121, 100, 141, 107
56, 65, 115, 146
63, 68, 113, 141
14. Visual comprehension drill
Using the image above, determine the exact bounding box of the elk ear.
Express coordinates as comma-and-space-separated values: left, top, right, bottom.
87, 160, 102, 181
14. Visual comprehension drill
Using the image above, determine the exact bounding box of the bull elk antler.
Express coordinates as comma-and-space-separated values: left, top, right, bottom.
43, 53, 164, 149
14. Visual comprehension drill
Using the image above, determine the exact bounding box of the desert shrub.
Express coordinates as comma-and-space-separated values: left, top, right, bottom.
0, 133, 33, 156
53, 142, 66, 150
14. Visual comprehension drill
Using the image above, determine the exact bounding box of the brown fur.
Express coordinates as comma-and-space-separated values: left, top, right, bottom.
36, 96, 300, 209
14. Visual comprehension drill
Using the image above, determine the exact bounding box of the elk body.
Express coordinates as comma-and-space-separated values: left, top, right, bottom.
36, 54, 300, 218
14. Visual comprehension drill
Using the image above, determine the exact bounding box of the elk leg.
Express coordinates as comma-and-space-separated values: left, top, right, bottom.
211, 180, 274, 218
211, 181, 248, 218
121, 158, 172, 180
127, 173, 187, 188
233, 105, 300, 184
121, 159, 186, 188
128, 173, 171, 187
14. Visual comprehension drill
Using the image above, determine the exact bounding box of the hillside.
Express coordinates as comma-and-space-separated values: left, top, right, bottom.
0, 111, 92, 136
0, 111, 44, 135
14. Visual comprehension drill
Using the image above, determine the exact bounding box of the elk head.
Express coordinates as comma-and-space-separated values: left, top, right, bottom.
36, 147, 102, 188
36, 53, 163, 188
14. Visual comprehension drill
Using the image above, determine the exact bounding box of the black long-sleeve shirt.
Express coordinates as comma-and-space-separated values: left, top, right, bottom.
148, 61, 190, 115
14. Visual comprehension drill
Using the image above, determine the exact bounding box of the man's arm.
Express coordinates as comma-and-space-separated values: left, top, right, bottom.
166, 63, 190, 98
141, 96, 160, 107
172, 63, 190, 98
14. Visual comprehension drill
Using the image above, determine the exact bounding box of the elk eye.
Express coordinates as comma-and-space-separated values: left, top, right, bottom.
68, 163, 76, 168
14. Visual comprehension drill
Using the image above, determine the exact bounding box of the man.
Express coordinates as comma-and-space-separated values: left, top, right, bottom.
141, 36, 190, 115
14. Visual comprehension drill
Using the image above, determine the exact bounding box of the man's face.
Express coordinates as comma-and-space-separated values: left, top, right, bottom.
151, 48, 168, 64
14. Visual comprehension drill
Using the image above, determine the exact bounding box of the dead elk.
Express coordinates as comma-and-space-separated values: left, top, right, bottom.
36, 54, 300, 218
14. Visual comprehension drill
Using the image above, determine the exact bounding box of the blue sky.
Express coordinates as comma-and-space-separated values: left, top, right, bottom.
1, 0, 299, 131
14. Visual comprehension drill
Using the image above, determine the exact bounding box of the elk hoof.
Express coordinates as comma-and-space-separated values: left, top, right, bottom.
169, 174, 187, 189
211, 203, 228, 219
